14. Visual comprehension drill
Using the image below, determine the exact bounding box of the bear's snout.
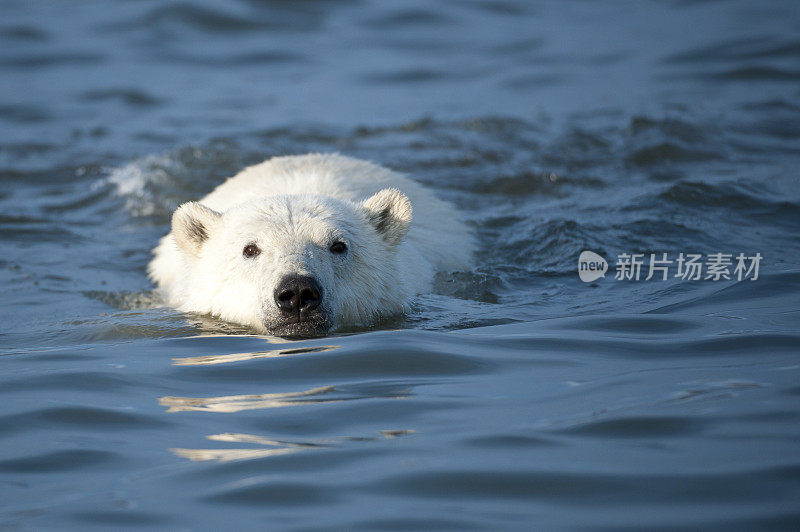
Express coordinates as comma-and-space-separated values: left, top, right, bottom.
274, 275, 323, 318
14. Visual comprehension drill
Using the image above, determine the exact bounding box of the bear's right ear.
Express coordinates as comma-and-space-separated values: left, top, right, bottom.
171, 202, 222, 257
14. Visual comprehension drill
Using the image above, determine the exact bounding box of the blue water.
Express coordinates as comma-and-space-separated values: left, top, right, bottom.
1, 0, 799, 529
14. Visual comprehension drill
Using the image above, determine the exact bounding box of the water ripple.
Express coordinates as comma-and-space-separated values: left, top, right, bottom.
557, 415, 706, 438
203, 481, 341, 506
0, 406, 171, 435
168, 334, 492, 383
371, 465, 800, 503
0, 450, 118, 473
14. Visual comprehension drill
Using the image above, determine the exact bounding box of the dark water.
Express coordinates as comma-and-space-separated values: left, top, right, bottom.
2, 0, 800, 529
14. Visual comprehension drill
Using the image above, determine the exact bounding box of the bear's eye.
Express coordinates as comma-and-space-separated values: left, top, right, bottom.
243, 244, 260, 258
329, 241, 347, 254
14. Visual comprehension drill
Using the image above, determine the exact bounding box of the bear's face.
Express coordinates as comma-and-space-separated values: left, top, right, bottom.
170, 189, 412, 336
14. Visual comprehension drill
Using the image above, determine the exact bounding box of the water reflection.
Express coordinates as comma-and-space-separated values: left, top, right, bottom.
171, 431, 416, 462
161, 380, 418, 462
207, 432, 328, 447
172, 345, 338, 366
171, 433, 324, 463
159, 385, 338, 413
171, 447, 299, 462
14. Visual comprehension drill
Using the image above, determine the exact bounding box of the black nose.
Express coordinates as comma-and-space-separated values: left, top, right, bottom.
274, 276, 322, 316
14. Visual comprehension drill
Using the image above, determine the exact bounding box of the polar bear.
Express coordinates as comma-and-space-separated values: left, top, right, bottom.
148, 153, 473, 336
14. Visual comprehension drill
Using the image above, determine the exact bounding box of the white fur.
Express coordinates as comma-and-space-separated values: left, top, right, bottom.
148, 153, 473, 334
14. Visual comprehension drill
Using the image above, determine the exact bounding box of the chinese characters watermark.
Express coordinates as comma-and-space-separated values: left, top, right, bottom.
578, 251, 762, 283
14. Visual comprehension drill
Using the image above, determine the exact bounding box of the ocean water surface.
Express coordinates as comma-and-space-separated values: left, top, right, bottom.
1, 0, 799, 529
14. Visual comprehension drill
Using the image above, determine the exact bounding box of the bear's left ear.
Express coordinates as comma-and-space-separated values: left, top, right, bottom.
171, 201, 222, 257
361, 188, 412, 246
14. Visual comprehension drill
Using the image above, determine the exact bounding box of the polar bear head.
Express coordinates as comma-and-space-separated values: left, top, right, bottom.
169, 189, 412, 336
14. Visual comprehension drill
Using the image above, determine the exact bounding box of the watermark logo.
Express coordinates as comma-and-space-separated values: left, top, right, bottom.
578, 251, 762, 282
578, 250, 608, 282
